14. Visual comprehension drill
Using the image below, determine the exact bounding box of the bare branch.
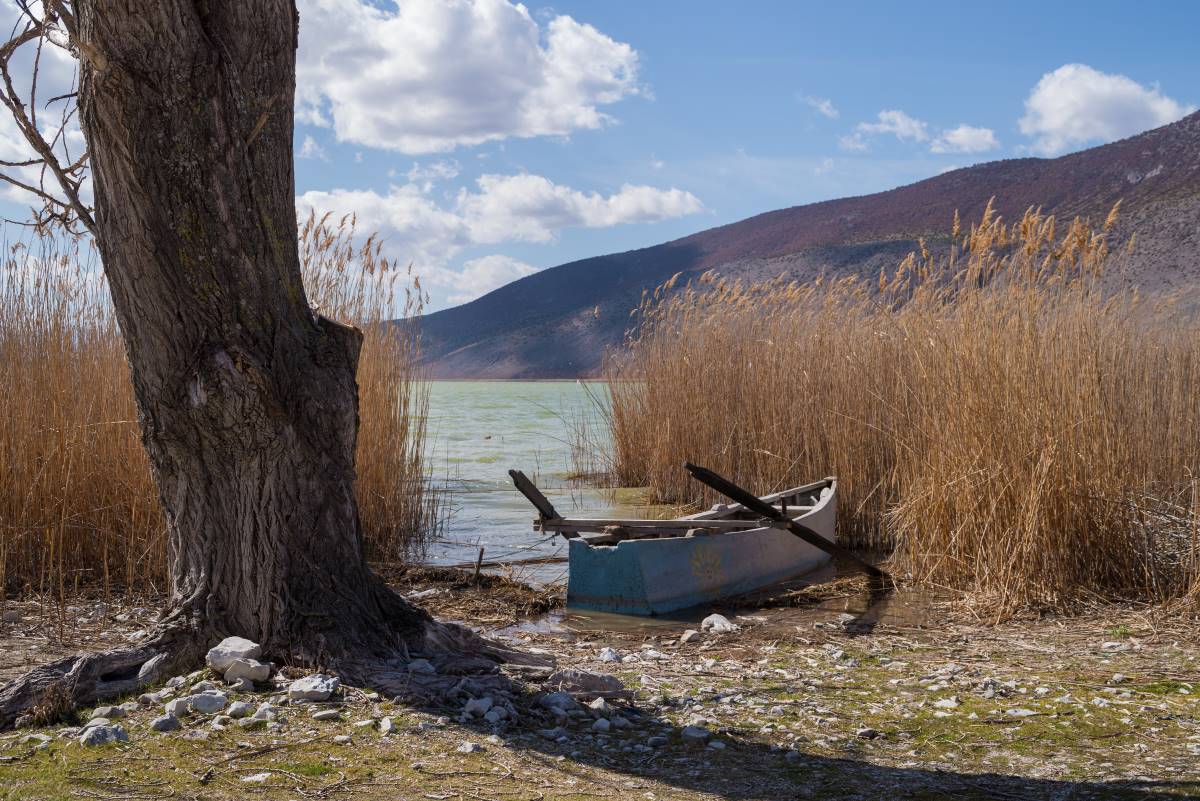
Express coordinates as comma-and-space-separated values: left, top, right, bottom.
0, 7, 94, 235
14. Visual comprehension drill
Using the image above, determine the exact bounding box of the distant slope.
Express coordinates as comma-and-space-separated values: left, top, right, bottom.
418, 111, 1200, 378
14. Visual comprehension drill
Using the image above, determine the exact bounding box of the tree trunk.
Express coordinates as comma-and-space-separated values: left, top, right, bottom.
74, 0, 428, 657
0, 0, 533, 729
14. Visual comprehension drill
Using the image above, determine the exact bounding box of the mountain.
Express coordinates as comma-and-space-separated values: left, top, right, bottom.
417, 111, 1200, 378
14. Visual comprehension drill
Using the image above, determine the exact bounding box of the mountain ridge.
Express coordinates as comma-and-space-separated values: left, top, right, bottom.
417, 111, 1200, 378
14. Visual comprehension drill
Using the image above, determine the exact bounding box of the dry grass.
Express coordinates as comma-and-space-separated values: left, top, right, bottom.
0, 213, 437, 599
603, 204, 1200, 614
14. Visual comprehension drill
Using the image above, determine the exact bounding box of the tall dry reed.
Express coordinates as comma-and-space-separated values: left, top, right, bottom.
0, 213, 437, 599
603, 204, 1200, 613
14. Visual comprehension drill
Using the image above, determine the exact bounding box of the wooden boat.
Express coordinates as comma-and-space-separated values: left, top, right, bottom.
510, 471, 838, 615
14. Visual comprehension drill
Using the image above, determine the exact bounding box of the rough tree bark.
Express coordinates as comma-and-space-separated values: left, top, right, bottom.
0, 1, 529, 729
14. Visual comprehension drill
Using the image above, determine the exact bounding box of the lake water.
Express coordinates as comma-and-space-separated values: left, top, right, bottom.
422, 381, 666, 584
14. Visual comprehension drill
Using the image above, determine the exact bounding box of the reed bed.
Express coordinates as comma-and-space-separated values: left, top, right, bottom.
0, 213, 437, 599
603, 205, 1200, 614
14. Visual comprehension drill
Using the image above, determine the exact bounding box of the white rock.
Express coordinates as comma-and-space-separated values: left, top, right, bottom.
680, 630, 701, 644
189, 691, 228, 714
538, 691, 578, 716
597, 647, 621, 662
20, 733, 52, 747
379, 717, 396, 735
701, 614, 739, 633
206, 637, 263, 673
407, 658, 436, 674
932, 697, 960, 709
241, 772, 272, 783
150, 714, 181, 732
1007, 708, 1038, 717
165, 676, 187, 689
312, 708, 341, 722
228, 677, 254, 693
680, 725, 710, 744
463, 697, 494, 717
456, 741, 484, 754
586, 697, 613, 719
164, 697, 191, 717
190, 680, 218, 693
79, 725, 128, 746
288, 674, 340, 702
237, 717, 266, 730
483, 708, 507, 724
91, 705, 123, 720
227, 701, 253, 719
224, 657, 271, 684
544, 669, 625, 699
333, 735, 351, 744
252, 702, 277, 721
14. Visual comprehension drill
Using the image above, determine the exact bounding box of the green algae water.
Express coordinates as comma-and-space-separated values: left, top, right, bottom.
423, 380, 665, 583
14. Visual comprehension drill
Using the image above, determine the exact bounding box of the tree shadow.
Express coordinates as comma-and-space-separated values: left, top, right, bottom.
438, 681, 1198, 801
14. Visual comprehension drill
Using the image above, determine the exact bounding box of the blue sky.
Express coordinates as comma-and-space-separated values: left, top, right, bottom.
3, 1, 1198, 311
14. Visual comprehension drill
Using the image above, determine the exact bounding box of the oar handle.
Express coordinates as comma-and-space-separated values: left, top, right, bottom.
683, 462, 887, 580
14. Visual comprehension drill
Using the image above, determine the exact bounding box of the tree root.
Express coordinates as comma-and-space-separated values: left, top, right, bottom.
0, 623, 207, 730
339, 619, 555, 703
0, 612, 550, 730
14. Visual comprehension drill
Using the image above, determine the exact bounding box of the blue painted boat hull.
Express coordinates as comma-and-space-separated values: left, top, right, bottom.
566, 479, 836, 615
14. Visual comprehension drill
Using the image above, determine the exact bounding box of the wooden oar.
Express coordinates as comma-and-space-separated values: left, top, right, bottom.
683, 462, 888, 580
508, 469, 560, 521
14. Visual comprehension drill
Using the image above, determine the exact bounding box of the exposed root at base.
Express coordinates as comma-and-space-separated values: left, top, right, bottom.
332, 619, 555, 703
0, 617, 550, 731
0, 624, 206, 730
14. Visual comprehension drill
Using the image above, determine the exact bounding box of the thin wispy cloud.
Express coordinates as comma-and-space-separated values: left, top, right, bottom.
800, 95, 839, 119
840, 110, 928, 151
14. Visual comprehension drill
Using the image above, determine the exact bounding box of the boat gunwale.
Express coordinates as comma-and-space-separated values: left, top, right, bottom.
562, 477, 837, 545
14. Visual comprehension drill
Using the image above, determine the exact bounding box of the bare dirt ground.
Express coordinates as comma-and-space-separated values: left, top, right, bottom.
1, 572, 1198, 800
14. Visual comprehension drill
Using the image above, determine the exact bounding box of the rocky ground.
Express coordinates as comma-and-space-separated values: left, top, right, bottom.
0, 573, 1198, 800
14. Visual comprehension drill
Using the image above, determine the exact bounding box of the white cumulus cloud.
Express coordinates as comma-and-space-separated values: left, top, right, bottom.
295, 0, 641, 154
296, 174, 702, 301
448, 254, 538, 303
457, 174, 704, 243
930, 124, 999, 154
1019, 63, 1194, 156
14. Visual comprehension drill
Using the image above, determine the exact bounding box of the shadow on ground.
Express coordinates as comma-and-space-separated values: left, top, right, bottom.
442, 681, 1198, 801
